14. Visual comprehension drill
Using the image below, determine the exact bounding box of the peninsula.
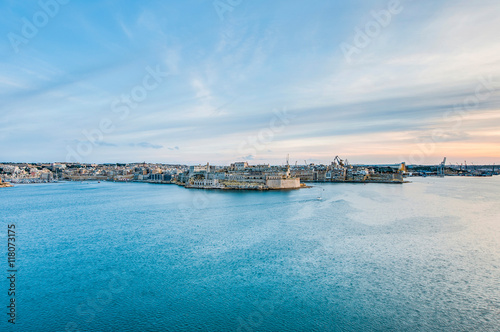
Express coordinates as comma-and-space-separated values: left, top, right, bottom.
1, 157, 497, 190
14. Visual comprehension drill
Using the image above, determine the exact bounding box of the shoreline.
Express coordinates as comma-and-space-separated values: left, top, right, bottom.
2, 175, 495, 190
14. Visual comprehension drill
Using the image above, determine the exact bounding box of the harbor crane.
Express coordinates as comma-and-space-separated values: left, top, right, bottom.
334, 156, 345, 168
438, 157, 446, 176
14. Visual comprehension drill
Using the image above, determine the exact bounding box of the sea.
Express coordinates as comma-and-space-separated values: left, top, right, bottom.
0, 176, 499, 331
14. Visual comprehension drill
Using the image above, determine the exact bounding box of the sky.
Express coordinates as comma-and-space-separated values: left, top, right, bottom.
0, 0, 499, 165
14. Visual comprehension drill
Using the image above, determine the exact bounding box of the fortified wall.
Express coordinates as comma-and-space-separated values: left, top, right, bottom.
265, 176, 301, 189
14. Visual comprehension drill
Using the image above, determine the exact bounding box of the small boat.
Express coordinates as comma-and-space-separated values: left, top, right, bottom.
317, 188, 325, 200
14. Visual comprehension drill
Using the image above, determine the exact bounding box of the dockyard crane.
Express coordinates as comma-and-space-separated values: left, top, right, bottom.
438, 157, 446, 176
334, 156, 344, 167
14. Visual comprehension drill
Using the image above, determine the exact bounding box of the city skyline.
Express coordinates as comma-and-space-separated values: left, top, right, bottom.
1, 0, 499, 165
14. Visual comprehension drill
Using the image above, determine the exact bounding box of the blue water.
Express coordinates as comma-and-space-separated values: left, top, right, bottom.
1, 177, 499, 331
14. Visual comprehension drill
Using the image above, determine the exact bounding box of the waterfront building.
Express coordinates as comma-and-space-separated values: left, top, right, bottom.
230, 162, 249, 170
183, 162, 301, 190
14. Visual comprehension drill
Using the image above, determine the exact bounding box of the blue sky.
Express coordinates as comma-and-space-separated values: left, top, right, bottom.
1, 0, 499, 165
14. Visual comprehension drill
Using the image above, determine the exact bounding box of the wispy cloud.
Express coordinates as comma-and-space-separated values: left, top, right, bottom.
130, 142, 164, 149
0, 0, 498, 164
